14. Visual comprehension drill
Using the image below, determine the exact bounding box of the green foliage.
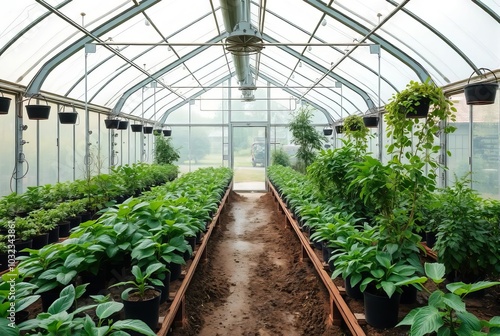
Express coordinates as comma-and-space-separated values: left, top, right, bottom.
397, 262, 500, 336
110, 263, 165, 300
342, 115, 370, 150
16, 284, 156, 336
288, 105, 325, 172
271, 148, 291, 167
154, 134, 180, 165
431, 175, 500, 281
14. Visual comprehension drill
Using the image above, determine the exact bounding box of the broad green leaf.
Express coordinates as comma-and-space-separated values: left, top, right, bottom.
410, 306, 443, 336
425, 263, 446, 283
0, 318, 20, 336
455, 311, 481, 335
15, 295, 40, 312
112, 319, 156, 336
48, 287, 75, 314
96, 301, 124, 319
57, 270, 77, 285
443, 293, 466, 312
397, 308, 419, 326
381, 281, 396, 298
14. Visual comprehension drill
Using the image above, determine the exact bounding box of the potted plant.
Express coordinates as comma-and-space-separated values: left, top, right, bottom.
104, 118, 120, 129
25, 95, 51, 120
288, 105, 325, 173
464, 68, 498, 105
131, 123, 143, 132
335, 125, 344, 134
397, 262, 500, 336
18, 284, 156, 336
58, 105, 78, 124
109, 263, 165, 331
0, 93, 11, 115
385, 78, 454, 119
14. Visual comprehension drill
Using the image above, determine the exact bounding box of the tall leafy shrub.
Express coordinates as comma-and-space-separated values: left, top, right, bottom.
154, 134, 180, 165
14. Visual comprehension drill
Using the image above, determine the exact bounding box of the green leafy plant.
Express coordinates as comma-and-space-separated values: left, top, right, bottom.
110, 263, 165, 301
288, 105, 325, 172
397, 262, 500, 336
271, 148, 291, 167
17, 284, 156, 336
154, 134, 180, 165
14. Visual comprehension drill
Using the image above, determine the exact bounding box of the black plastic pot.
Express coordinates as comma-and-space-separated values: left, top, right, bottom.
405, 97, 430, 118
41, 287, 62, 312
26, 105, 51, 120
47, 226, 60, 243
153, 129, 163, 136
104, 119, 120, 129
0, 96, 11, 114
323, 127, 333, 136
131, 124, 143, 132
31, 233, 49, 249
335, 125, 344, 134
0, 253, 8, 272
143, 126, 153, 134
364, 290, 401, 329
15, 239, 32, 258
68, 215, 81, 229
464, 68, 498, 105
425, 231, 437, 248
117, 120, 129, 130
400, 284, 418, 304
58, 221, 71, 237
345, 276, 364, 300
163, 129, 172, 137
156, 272, 171, 304
363, 116, 379, 128
168, 262, 182, 282
122, 289, 161, 331
58, 112, 78, 124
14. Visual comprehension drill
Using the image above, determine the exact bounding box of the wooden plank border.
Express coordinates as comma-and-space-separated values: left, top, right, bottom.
268, 180, 366, 336
156, 180, 233, 335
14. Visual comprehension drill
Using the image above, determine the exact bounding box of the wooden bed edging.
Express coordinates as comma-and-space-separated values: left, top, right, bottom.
156, 180, 233, 335
267, 180, 366, 336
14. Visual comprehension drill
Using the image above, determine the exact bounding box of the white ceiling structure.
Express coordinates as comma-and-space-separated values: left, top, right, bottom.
0, 0, 499, 124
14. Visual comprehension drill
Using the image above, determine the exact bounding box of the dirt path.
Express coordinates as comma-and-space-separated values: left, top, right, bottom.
172, 192, 343, 336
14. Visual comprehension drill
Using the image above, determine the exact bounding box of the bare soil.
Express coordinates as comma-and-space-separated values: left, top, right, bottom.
171, 191, 343, 336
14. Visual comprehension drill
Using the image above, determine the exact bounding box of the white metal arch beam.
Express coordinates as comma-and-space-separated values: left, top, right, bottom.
304, 0, 430, 82
263, 33, 376, 111
114, 34, 226, 116
26, 0, 161, 96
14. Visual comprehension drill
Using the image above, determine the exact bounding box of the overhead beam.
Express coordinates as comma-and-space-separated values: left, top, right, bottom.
263, 34, 376, 111
27, 0, 161, 96
304, 0, 430, 82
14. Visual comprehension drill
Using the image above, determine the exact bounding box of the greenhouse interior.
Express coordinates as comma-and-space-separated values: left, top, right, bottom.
0, 0, 499, 335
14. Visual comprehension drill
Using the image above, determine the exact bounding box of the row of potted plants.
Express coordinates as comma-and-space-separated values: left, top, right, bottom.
10, 167, 232, 333
0, 164, 179, 269
0, 163, 179, 220
270, 79, 500, 332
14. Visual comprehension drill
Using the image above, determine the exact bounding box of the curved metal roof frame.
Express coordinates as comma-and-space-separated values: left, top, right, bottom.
1, 0, 498, 126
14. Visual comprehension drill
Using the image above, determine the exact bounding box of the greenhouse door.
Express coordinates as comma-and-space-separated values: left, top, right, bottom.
231, 124, 268, 192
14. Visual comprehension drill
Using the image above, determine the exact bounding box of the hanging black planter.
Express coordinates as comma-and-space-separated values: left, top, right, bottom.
0, 93, 11, 115
405, 97, 430, 118
143, 126, 153, 134
131, 124, 143, 132
104, 119, 120, 129
117, 120, 129, 130
25, 95, 51, 120
363, 116, 379, 128
162, 129, 172, 137
323, 127, 333, 136
58, 106, 78, 124
153, 128, 162, 136
335, 125, 344, 134
464, 68, 498, 105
